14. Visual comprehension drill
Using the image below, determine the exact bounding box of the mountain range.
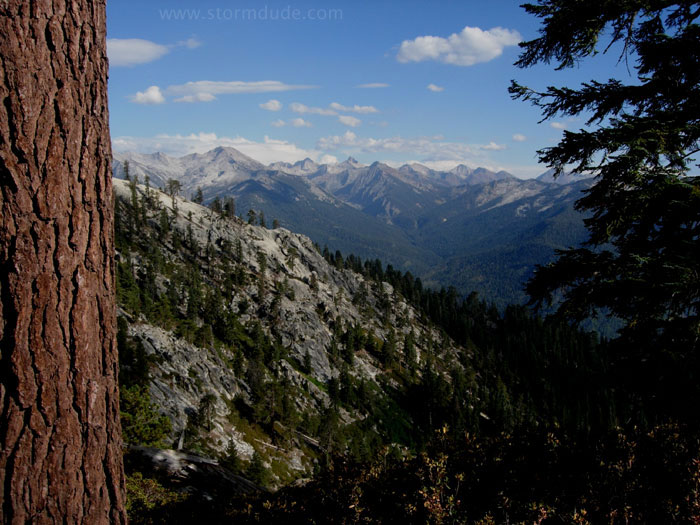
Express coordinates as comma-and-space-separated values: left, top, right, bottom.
113, 147, 594, 306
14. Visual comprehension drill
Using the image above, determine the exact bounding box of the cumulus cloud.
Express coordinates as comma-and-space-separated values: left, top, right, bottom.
512, 133, 527, 142
108, 38, 169, 66
338, 115, 361, 127
427, 83, 444, 92
330, 102, 378, 114
112, 132, 321, 164
480, 141, 506, 151
356, 83, 390, 88
291, 118, 312, 128
397, 26, 521, 66
270, 118, 312, 127
289, 102, 337, 116
166, 81, 316, 102
290, 102, 379, 117
131, 85, 166, 105
108, 36, 201, 67
260, 99, 283, 111
319, 154, 339, 164
315, 132, 510, 166
177, 37, 202, 49
550, 122, 567, 130
316, 131, 507, 162
174, 93, 217, 103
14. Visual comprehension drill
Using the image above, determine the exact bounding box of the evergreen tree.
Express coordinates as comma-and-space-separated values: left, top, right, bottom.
246, 451, 269, 486
221, 440, 242, 473
512, 1, 700, 421
193, 186, 204, 204
0, 3, 127, 519
165, 178, 181, 214
223, 197, 235, 218
120, 385, 172, 448
210, 197, 223, 214
195, 393, 217, 432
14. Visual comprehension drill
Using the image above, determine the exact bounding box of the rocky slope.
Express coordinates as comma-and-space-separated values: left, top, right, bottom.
114, 178, 464, 487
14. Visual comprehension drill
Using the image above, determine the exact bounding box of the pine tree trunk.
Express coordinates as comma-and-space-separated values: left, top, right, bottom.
0, 1, 126, 523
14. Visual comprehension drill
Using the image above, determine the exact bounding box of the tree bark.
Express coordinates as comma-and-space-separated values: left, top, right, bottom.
0, 1, 126, 523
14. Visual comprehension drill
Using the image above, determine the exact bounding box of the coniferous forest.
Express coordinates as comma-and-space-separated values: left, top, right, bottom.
2, 1, 699, 524
116, 2, 700, 523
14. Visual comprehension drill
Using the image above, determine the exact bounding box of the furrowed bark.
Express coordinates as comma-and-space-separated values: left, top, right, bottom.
0, 1, 126, 523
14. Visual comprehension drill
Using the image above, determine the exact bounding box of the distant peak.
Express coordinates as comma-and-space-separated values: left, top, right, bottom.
296, 157, 317, 167
202, 146, 265, 167
449, 164, 473, 176
212, 146, 240, 156
340, 156, 363, 166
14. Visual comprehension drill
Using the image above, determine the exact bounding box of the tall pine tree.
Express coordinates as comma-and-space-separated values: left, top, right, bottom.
512, 1, 700, 422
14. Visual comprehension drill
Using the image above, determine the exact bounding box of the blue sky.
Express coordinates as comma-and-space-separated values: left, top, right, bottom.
107, 1, 628, 178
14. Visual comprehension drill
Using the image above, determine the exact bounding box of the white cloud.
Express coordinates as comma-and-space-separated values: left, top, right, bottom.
550, 122, 567, 130
107, 38, 169, 66
270, 118, 312, 127
480, 141, 506, 151
318, 130, 358, 149
291, 118, 312, 128
512, 133, 527, 142
317, 131, 474, 160
260, 99, 283, 111
108, 36, 202, 67
131, 85, 166, 105
166, 81, 316, 102
289, 102, 337, 116
319, 154, 339, 164
397, 26, 521, 66
290, 102, 379, 117
177, 37, 202, 49
329, 102, 378, 114
316, 132, 510, 165
174, 92, 217, 103
427, 83, 444, 92
356, 83, 390, 88
338, 115, 361, 127
112, 132, 321, 164
111, 131, 538, 177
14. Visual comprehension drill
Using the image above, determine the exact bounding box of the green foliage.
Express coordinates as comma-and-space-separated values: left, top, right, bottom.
246, 451, 269, 486
117, 316, 151, 388
210, 196, 222, 214
120, 385, 172, 447
512, 1, 700, 424
229, 423, 700, 524
126, 472, 185, 525
192, 187, 203, 204
194, 393, 217, 432
223, 196, 235, 218
165, 178, 181, 198
220, 440, 242, 474
115, 167, 680, 523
